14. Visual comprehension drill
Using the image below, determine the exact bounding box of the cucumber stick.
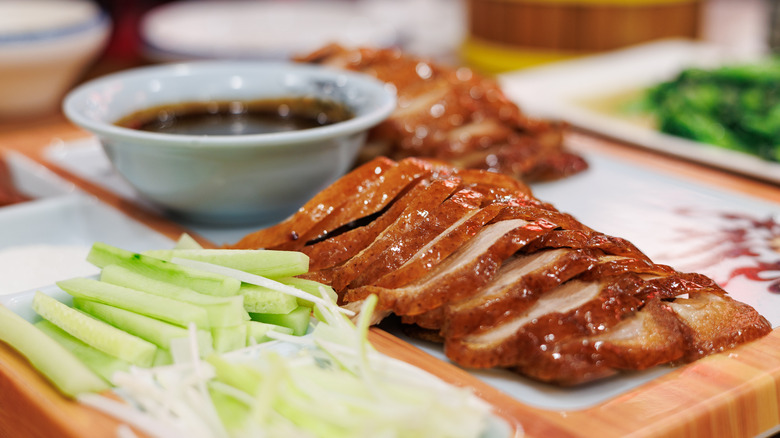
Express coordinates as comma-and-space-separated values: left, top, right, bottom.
87, 242, 241, 297
35, 320, 130, 383
250, 306, 311, 336
143, 248, 309, 278
32, 292, 157, 367
0, 303, 108, 397
154, 349, 173, 367
213, 324, 247, 353
74, 298, 214, 355
100, 264, 249, 327
58, 277, 210, 329
247, 320, 293, 345
240, 283, 298, 314
276, 277, 338, 307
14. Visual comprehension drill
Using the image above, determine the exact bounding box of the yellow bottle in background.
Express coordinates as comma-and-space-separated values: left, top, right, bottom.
462, 0, 702, 73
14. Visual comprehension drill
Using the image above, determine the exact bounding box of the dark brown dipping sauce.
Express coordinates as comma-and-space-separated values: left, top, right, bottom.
115, 97, 354, 135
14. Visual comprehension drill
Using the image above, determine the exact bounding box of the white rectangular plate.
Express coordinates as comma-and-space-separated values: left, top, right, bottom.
498, 39, 780, 184
3, 150, 76, 200
0, 194, 173, 296
42, 136, 780, 412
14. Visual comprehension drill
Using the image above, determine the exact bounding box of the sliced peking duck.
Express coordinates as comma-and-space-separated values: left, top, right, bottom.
229, 157, 771, 386
297, 45, 588, 183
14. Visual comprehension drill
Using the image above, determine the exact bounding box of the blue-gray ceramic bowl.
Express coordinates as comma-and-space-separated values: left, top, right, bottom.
63, 61, 396, 225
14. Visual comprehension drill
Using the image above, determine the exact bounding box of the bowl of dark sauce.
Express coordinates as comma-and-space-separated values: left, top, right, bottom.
63, 61, 396, 225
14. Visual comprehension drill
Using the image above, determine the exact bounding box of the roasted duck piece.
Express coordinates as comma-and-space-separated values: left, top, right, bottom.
229, 157, 771, 386
297, 45, 588, 182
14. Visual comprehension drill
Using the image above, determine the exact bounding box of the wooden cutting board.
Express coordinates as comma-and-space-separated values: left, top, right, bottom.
1, 120, 779, 438
2, 325, 779, 438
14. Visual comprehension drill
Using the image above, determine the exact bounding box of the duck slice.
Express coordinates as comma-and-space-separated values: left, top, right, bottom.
344, 217, 556, 315
290, 157, 440, 247
301, 176, 433, 272
341, 187, 486, 290
668, 290, 773, 361
443, 248, 600, 338
371, 203, 508, 290
328, 177, 464, 291
512, 298, 688, 385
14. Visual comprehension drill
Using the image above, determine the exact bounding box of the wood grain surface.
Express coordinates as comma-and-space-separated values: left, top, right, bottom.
0, 118, 778, 438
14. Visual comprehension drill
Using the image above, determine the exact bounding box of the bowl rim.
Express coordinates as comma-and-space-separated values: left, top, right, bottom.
0, 3, 110, 45
62, 60, 397, 150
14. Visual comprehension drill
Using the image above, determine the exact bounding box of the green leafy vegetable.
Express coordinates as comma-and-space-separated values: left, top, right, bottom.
642, 57, 780, 161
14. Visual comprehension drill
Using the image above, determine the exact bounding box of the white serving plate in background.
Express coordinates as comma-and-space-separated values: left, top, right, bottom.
499, 39, 780, 184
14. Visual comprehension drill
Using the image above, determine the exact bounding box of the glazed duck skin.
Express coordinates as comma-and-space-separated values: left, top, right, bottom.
229, 157, 772, 386
328, 178, 464, 291
336, 186, 484, 290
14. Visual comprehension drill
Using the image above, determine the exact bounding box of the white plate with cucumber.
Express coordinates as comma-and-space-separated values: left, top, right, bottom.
0, 240, 511, 438
0, 194, 172, 297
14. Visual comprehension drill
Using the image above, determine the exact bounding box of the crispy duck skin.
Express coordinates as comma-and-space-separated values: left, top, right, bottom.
297, 45, 588, 183
340, 186, 485, 290
371, 204, 507, 290
345, 218, 557, 315
328, 178, 464, 291
230, 157, 440, 252
442, 248, 601, 338
300, 177, 435, 272
230, 157, 772, 385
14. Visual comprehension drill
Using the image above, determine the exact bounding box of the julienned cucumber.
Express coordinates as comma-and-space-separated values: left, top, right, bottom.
35, 319, 130, 383
87, 242, 241, 297
73, 298, 214, 355
142, 248, 309, 278
58, 277, 210, 329
32, 292, 157, 367
100, 264, 249, 327
0, 304, 108, 397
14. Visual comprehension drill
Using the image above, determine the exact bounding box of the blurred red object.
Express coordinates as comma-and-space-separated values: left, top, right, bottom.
94, 0, 173, 62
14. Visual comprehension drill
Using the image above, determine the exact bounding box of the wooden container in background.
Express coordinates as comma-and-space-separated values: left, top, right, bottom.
462, 0, 702, 73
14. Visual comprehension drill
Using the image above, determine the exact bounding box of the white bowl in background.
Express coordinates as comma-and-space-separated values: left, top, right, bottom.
140, 0, 400, 62
62, 61, 396, 225
0, 0, 111, 119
